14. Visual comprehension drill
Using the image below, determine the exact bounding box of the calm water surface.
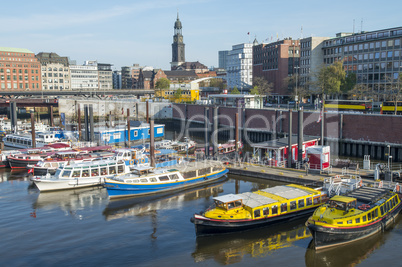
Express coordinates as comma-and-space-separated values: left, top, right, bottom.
1, 169, 401, 267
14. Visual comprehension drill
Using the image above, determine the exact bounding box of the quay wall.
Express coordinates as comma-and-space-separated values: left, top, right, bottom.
171, 103, 402, 162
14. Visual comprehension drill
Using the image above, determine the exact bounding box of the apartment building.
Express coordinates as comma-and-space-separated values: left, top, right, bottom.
0, 47, 41, 91
36, 52, 70, 90
226, 43, 253, 90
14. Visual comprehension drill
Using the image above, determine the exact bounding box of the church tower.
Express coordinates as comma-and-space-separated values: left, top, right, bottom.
171, 12, 185, 70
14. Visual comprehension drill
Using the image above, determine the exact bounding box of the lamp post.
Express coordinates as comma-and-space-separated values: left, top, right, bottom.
387, 145, 391, 171
294, 66, 300, 109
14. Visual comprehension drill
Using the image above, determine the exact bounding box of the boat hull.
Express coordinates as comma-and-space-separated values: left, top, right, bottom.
33, 177, 105, 192
9, 157, 41, 169
105, 169, 229, 199
307, 201, 402, 249
192, 206, 317, 236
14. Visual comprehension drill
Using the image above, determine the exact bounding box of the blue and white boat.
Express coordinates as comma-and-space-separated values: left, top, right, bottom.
104, 160, 228, 199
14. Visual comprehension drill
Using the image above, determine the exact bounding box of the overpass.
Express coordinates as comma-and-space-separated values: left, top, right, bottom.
0, 89, 154, 97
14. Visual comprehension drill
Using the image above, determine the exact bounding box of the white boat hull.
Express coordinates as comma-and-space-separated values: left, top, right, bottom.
33, 177, 105, 192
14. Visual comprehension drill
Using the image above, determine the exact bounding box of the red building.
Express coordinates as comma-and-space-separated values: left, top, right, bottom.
0, 47, 42, 91
253, 39, 300, 97
137, 69, 167, 89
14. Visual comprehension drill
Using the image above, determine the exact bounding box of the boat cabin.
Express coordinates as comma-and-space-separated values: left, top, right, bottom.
213, 194, 244, 210
328, 196, 357, 212
54, 160, 126, 179
130, 166, 155, 176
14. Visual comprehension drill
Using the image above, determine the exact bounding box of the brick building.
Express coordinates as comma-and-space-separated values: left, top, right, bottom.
0, 47, 42, 91
253, 39, 300, 96
138, 68, 167, 89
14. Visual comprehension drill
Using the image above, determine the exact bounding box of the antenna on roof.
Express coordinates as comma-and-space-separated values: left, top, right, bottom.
361, 18, 363, 33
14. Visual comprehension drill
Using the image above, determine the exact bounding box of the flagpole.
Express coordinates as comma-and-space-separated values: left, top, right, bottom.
321, 95, 325, 146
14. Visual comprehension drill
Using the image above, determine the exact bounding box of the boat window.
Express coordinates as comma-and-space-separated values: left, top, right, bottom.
44, 163, 50, 167
91, 168, 99, 176
140, 178, 148, 183
170, 174, 179, 180
347, 220, 352, 224
271, 205, 278, 215
298, 199, 305, 209
380, 205, 384, 215
82, 169, 89, 177
387, 201, 391, 211
290, 201, 297, 210
126, 180, 133, 183
337, 221, 343, 224
368, 212, 372, 221
109, 166, 116, 174
281, 203, 287, 212
72, 170, 81, 177
159, 176, 169, 181
306, 197, 312, 206
61, 170, 71, 178
362, 215, 367, 222
117, 165, 124, 174
263, 207, 269, 216
313, 197, 320, 205
132, 179, 139, 183
100, 167, 107, 175
51, 163, 58, 167
254, 209, 261, 218
149, 178, 157, 182
356, 218, 360, 224
374, 209, 378, 218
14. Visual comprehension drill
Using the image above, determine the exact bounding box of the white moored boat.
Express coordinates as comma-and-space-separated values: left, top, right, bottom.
32, 159, 132, 192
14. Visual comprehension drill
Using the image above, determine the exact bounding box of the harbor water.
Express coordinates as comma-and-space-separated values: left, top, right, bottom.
1, 169, 401, 267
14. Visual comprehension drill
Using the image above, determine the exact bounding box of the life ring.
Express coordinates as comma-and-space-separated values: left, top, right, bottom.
129, 159, 135, 165
359, 180, 363, 187
141, 158, 145, 164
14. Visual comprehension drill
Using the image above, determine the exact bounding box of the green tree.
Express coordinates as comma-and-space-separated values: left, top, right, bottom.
341, 72, 357, 95
249, 87, 259, 95
253, 77, 273, 95
155, 78, 170, 99
209, 78, 226, 90
314, 61, 346, 98
231, 86, 240, 94
155, 77, 170, 89
174, 88, 182, 99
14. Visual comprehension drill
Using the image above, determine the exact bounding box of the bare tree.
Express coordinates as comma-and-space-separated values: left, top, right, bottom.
253, 77, 273, 95
385, 72, 402, 115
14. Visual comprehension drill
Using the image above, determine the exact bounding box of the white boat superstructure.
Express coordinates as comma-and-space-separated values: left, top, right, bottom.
32, 159, 132, 192
3, 132, 62, 149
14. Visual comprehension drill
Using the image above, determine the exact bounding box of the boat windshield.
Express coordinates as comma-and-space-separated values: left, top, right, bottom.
215, 200, 243, 210
328, 200, 356, 211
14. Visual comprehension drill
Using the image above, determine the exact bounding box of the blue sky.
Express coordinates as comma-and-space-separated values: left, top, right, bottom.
1, 0, 401, 70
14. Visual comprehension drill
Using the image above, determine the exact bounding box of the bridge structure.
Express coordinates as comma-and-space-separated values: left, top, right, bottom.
0, 89, 154, 97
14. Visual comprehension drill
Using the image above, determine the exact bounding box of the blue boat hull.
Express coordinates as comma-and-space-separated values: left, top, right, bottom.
105, 169, 228, 199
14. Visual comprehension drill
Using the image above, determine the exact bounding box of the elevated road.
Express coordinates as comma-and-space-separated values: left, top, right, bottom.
0, 89, 154, 97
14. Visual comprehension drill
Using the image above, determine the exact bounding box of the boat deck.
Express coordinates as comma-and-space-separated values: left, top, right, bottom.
346, 187, 390, 206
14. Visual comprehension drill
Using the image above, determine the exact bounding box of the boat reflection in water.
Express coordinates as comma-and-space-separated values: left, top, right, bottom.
32, 187, 108, 218
0, 169, 31, 182
192, 218, 311, 265
305, 217, 401, 267
103, 181, 225, 221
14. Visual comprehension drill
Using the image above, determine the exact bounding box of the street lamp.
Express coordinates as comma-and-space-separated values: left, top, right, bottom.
387, 145, 391, 171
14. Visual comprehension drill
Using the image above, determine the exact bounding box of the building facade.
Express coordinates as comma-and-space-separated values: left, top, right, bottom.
253, 38, 300, 96
226, 43, 253, 90
218, 50, 229, 69
36, 52, 70, 90
138, 68, 167, 89
112, 70, 122, 89
0, 47, 41, 91
70, 61, 98, 91
171, 12, 185, 70
322, 27, 402, 101
121, 64, 141, 89
98, 63, 113, 91
299, 37, 329, 92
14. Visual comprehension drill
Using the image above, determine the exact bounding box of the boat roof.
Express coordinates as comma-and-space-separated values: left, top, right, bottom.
213, 185, 317, 209
346, 187, 390, 203
214, 194, 244, 203
330, 195, 357, 203
260, 185, 313, 199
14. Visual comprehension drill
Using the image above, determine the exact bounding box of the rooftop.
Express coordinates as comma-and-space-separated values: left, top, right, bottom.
0, 47, 34, 54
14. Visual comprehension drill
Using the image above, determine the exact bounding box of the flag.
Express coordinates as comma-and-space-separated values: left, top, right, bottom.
317, 110, 322, 123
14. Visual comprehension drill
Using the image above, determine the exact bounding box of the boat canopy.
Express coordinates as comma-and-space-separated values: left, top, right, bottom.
238, 192, 277, 208
261, 185, 314, 199
214, 194, 244, 203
